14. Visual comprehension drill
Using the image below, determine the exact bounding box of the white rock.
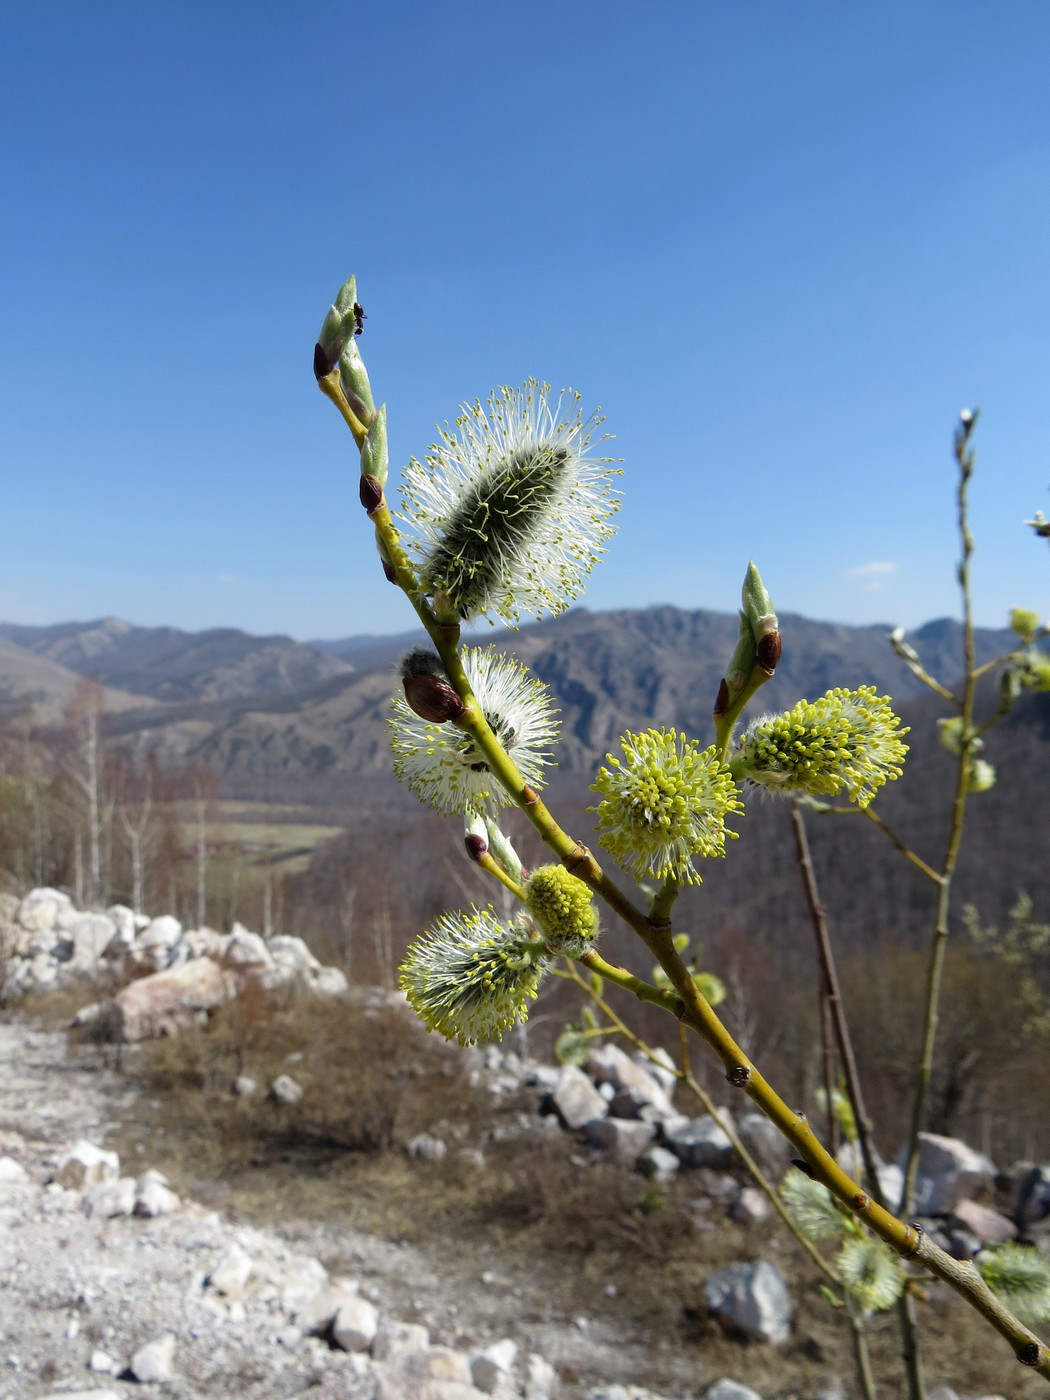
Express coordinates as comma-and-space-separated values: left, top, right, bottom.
134, 1173, 180, 1217
0, 1156, 29, 1184
271, 1073, 304, 1105
471, 1338, 518, 1393
406, 1132, 447, 1161
525, 1353, 558, 1400
83, 1176, 137, 1218
37, 1392, 121, 1400
54, 1139, 120, 1190
311, 966, 350, 996
551, 1065, 608, 1130
208, 1242, 254, 1299
703, 1381, 764, 1400
111, 956, 228, 1040
297, 1277, 360, 1335
665, 1113, 736, 1169
136, 914, 183, 949
704, 1259, 792, 1344
332, 1294, 380, 1352
952, 1198, 1016, 1244
233, 1075, 257, 1097
730, 1186, 771, 1225
371, 1319, 429, 1362
737, 1112, 794, 1180
425, 1346, 473, 1384
909, 1133, 996, 1215
69, 913, 117, 966
17, 887, 72, 932
104, 904, 137, 947
639, 1145, 680, 1181
588, 1043, 675, 1117
89, 1350, 117, 1373
633, 1045, 677, 1091
268, 935, 322, 971
223, 925, 272, 968
129, 1332, 176, 1383
584, 1118, 656, 1160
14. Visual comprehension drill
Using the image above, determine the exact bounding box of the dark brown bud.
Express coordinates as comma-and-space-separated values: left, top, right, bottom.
1018, 1342, 1042, 1368
757, 631, 782, 675
464, 834, 487, 863
381, 558, 397, 584
359, 474, 383, 513
790, 1158, 817, 1179
402, 673, 465, 724
713, 677, 730, 718
313, 342, 331, 381
725, 1064, 751, 1088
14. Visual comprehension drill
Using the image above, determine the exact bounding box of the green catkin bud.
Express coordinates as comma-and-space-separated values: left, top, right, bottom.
1011, 607, 1040, 640
360, 404, 389, 488
523, 865, 600, 957
836, 1237, 905, 1314
967, 758, 997, 792
398, 908, 549, 1046
483, 817, 524, 885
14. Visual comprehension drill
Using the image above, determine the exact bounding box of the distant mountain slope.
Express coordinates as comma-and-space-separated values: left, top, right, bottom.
85, 605, 1018, 803
0, 636, 158, 725
0, 617, 353, 704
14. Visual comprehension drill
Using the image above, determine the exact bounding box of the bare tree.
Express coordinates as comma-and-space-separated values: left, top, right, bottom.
63, 678, 107, 908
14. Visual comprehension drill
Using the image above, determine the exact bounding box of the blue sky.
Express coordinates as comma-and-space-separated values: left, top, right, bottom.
2, 2, 1048, 641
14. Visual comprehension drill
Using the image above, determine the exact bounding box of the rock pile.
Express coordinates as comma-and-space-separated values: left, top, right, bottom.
0, 888, 348, 1039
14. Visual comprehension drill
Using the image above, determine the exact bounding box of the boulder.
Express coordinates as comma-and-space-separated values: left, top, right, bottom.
83, 1176, 136, 1218
297, 1277, 360, 1335
269, 935, 322, 972
524, 1354, 557, 1400
223, 925, 272, 968
1016, 1164, 1050, 1227
0, 1156, 29, 1185
134, 1169, 180, 1217
70, 913, 117, 967
737, 1112, 793, 1180
311, 966, 350, 996
17, 887, 72, 932
704, 1259, 792, 1344
471, 1338, 518, 1394
111, 956, 228, 1040
587, 1043, 674, 1116
104, 904, 137, 949
54, 1139, 120, 1190
551, 1065, 607, 1130
952, 1198, 1016, 1244
639, 1145, 680, 1182
664, 1113, 736, 1169
331, 1294, 379, 1352
406, 1132, 447, 1161
129, 1333, 177, 1383
584, 1118, 656, 1161
730, 1187, 771, 1225
909, 1133, 995, 1215
207, 1242, 254, 1299
372, 1319, 429, 1362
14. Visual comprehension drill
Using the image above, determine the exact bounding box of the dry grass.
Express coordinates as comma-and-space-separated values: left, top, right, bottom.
93, 992, 1045, 1400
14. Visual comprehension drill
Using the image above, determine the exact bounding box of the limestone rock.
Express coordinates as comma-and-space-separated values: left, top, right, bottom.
0, 1156, 29, 1184
83, 1176, 136, 1218
271, 1073, 304, 1105
332, 1294, 379, 1352
17, 887, 72, 932
297, 1277, 360, 1335
223, 925, 272, 968
736, 1112, 793, 1180
112, 956, 228, 1040
704, 1259, 792, 1345
129, 1332, 176, 1383
54, 1139, 120, 1190
471, 1338, 518, 1394
525, 1353, 558, 1400
730, 1187, 770, 1225
551, 1065, 607, 1130
69, 913, 117, 967
134, 1170, 180, 1217
372, 1319, 430, 1362
909, 1133, 995, 1215
208, 1242, 254, 1299
588, 1043, 674, 1117
639, 1145, 680, 1182
584, 1118, 656, 1161
311, 965, 350, 996
952, 1198, 1016, 1244
703, 1381, 764, 1400
664, 1113, 736, 1169
426, 1347, 473, 1384
406, 1132, 447, 1161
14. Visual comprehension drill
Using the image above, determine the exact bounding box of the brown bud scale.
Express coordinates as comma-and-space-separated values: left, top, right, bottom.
313, 342, 331, 381
1018, 1341, 1042, 1367
402, 673, 465, 725
726, 1065, 751, 1088
381, 558, 397, 584
359, 474, 383, 513
713, 677, 730, 718
757, 631, 782, 675
464, 834, 487, 863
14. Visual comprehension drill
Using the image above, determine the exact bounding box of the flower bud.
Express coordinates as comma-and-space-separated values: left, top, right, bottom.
483, 817, 524, 884
1011, 607, 1040, 640
360, 474, 383, 513
360, 404, 389, 488
967, 758, 996, 792
523, 865, 599, 957
398, 649, 465, 724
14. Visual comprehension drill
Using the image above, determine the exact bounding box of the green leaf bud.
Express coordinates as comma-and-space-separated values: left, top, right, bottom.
742, 561, 780, 674
1011, 607, 1041, 639
317, 275, 361, 369
360, 404, 389, 488
1020, 652, 1050, 692
338, 336, 376, 420
523, 864, 600, 957
692, 970, 726, 1007
554, 1027, 591, 1067
937, 717, 966, 754
967, 758, 996, 792
482, 817, 524, 885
